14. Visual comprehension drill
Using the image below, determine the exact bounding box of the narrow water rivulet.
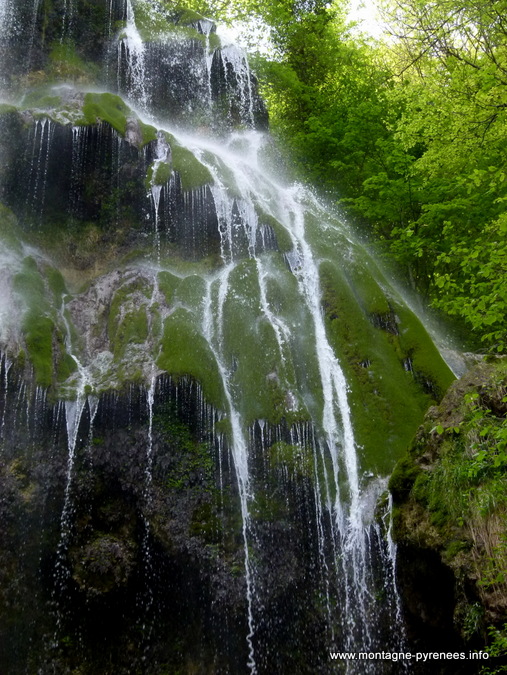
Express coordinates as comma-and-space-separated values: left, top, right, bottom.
0, 0, 457, 672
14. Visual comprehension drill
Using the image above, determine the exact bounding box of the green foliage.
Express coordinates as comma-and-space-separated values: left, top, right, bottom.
247, 0, 507, 353
482, 623, 507, 674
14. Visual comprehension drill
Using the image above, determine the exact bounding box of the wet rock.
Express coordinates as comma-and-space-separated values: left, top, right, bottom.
71, 534, 137, 596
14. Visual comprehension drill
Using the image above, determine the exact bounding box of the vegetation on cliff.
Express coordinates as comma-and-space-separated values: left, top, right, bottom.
389, 358, 507, 665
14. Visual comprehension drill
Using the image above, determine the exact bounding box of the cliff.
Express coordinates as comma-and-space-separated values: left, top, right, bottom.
390, 358, 507, 669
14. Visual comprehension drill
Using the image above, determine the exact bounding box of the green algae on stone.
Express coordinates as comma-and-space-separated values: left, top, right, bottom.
81, 93, 130, 135
156, 307, 225, 409
164, 134, 213, 190
12, 256, 77, 387
319, 259, 455, 475
139, 120, 158, 145
218, 259, 302, 424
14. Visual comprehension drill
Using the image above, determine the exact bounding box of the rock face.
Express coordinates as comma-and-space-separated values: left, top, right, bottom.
390, 358, 507, 668
0, 0, 461, 672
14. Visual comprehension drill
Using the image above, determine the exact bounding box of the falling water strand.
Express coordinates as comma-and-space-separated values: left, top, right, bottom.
0, 355, 12, 446
52, 395, 87, 638
119, 0, 148, 112
220, 45, 255, 127
60, 0, 75, 41
387, 492, 408, 651
51, 288, 95, 636
202, 273, 257, 674
139, 375, 156, 643
149, 132, 171, 263
198, 19, 215, 109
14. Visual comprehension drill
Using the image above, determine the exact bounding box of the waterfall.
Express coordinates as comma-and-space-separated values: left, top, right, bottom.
0, 0, 457, 672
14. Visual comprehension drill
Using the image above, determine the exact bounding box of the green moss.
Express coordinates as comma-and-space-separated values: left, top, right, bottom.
319, 258, 456, 475
13, 256, 45, 303
146, 160, 173, 188
173, 274, 206, 308
57, 352, 78, 381
388, 454, 421, 500
154, 161, 172, 185
23, 313, 55, 387
81, 93, 130, 136
156, 307, 225, 409
269, 440, 314, 478
255, 207, 294, 253
157, 271, 180, 305
395, 302, 456, 397
0, 103, 18, 115
168, 138, 213, 190
46, 266, 67, 299
218, 260, 288, 423
319, 261, 426, 472
12, 257, 75, 386
48, 42, 99, 83
139, 121, 158, 145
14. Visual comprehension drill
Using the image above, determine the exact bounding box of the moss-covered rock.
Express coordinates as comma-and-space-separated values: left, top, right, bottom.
319, 259, 455, 474
165, 132, 213, 190
390, 358, 507, 653
81, 92, 131, 135
157, 307, 225, 409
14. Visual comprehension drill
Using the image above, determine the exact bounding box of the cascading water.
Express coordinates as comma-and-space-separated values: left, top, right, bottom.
0, 0, 457, 673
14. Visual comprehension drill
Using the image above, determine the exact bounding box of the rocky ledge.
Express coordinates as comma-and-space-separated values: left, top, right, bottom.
389, 357, 507, 668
